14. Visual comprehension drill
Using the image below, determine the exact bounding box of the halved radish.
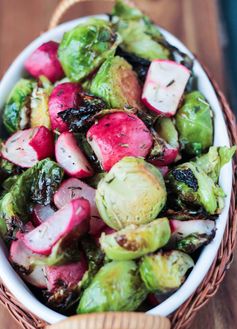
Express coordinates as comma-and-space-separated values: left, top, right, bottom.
32, 204, 55, 226
1, 126, 54, 168
23, 198, 90, 256
49, 82, 82, 132
157, 166, 169, 176
150, 144, 179, 167
169, 219, 216, 237
45, 255, 87, 292
142, 60, 190, 117
55, 132, 93, 178
86, 111, 153, 171
25, 41, 64, 83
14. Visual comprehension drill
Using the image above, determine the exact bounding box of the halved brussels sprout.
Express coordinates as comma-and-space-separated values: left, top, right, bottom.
139, 250, 194, 293
30, 76, 53, 129
155, 117, 179, 149
58, 19, 121, 81
100, 218, 171, 260
77, 260, 147, 313
3, 79, 35, 133
90, 56, 143, 109
167, 162, 225, 214
112, 0, 170, 60
175, 91, 213, 155
96, 157, 167, 230
194, 146, 236, 183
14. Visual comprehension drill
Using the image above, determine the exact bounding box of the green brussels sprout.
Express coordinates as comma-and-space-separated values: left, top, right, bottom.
175, 91, 213, 155
58, 19, 121, 81
77, 260, 147, 313
0, 158, 21, 184
100, 218, 171, 260
90, 56, 143, 109
30, 76, 53, 129
112, 0, 170, 60
3, 79, 35, 133
139, 250, 194, 293
155, 117, 179, 149
194, 146, 236, 183
2, 175, 19, 191
167, 162, 225, 214
177, 234, 211, 253
96, 157, 167, 230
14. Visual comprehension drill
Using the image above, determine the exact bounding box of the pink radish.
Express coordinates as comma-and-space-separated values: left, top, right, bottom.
157, 166, 169, 177
55, 132, 93, 178
1, 126, 54, 168
23, 198, 90, 256
49, 82, 82, 132
169, 219, 216, 237
86, 111, 153, 171
32, 204, 55, 226
150, 145, 179, 167
25, 41, 64, 83
45, 255, 87, 292
142, 60, 190, 117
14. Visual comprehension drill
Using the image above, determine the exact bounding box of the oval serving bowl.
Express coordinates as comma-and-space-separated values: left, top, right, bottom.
0, 15, 233, 325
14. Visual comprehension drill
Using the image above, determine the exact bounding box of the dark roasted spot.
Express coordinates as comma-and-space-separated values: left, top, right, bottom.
172, 168, 198, 191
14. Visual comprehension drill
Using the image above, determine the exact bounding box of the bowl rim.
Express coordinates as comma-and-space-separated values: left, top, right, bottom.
0, 14, 233, 324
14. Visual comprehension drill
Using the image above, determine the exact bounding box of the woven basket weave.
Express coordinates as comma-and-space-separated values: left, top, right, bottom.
0, 1, 236, 328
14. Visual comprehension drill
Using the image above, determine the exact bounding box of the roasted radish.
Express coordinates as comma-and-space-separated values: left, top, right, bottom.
55, 132, 93, 178
142, 60, 190, 116
1, 126, 54, 168
23, 198, 90, 255
87, 111, 153, 171
48, 82, 82, 132
25, 41, 64, 83
32, 204, 55, 226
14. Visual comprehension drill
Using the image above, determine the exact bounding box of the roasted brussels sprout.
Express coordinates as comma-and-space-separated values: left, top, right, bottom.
100, 218, 171, 260
30, 76, 53, 129
112, 0, 170, 60
155, 117, 179, 150
139, 250, 194, 293
3, 79, 35, 133
90, 55, 143, 109
175, 91, 213, 155
194, 146, 236, 183
77, 260, 147, 313
96, 157, 167, 230
167, 162, 225, 214
58, 19, 120, 81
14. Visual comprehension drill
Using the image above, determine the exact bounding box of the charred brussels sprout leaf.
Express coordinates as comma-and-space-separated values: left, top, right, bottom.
96, 157, 167, 230
90, 56, 143, 109
167, 162, 225, 215
175, 91, 213, 155
58, 19, 121, 81
58, 94, 106, 133
139, 251, 194, 293
112, 0, 170, 60
100, 218, 171, 260
0, 158, 22, 184
77, 261, 147, 313
3, 79, 35, 133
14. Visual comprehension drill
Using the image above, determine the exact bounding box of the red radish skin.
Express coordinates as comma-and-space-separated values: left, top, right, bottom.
157, 166, 169, 177
1, 126, 54, 168
169, 219, 215, 236
87, 111, 153, 171
45, 255, 88, 292
142, 60, 190, 117
89, 216, 107, 237
49, 83, 82, 132
150, 146, 179, 167
55, 132, 93, 178
23, 198, 90, 256
32, 204, 55, 226
25, 41, 64, 83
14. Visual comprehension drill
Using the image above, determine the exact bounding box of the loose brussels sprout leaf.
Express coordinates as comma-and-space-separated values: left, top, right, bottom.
96, 157, 167, 230
100, 218, 171, 261
177, 234, 213, 254
112, 0, 170, 60
30, 76, 53, 129
0, 158, 22, 184
175, 91, 213, 155
3, 79, 35, 133
2, 175, 19, 191
77, 260, 147, 313
194, 146, 236, 183
139, 250, 194, 293
167, 162, 225, 214
90, 56, 143, 109
155, 117, 179, 148
85, 172, 106, 188
58, 19, 121, 81
0, 193, 20, 238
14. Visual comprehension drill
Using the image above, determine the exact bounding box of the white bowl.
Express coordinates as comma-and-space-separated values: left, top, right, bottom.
0, 15, 232, 324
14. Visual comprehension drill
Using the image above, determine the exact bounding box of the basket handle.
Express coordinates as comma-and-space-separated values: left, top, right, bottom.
48, 0, 115, 29
46, 312, 171, 329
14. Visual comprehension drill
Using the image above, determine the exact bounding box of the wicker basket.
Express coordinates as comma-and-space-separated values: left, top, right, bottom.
0, 1, 236, 328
